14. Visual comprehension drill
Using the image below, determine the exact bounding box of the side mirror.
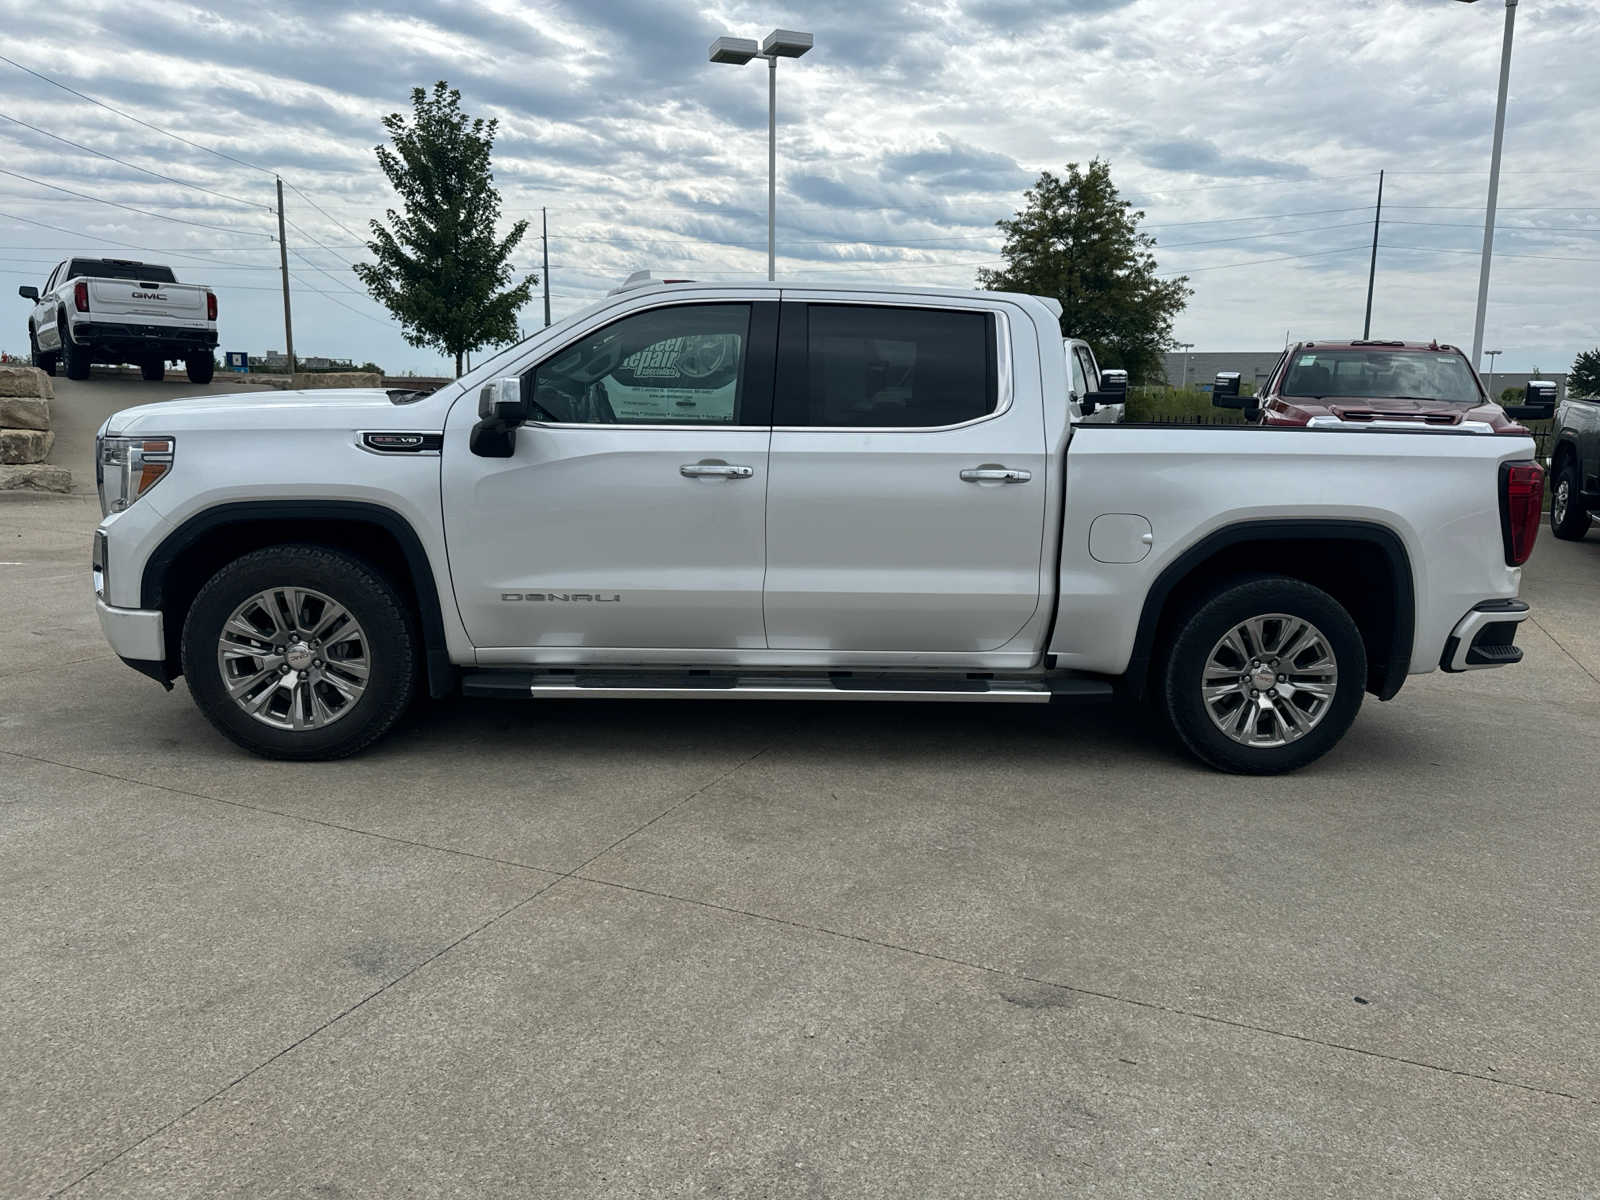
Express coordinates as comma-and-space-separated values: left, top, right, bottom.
476, 377, 526, 423
1211, 371, 1247, 410
1504, 380, 1556, 422
470, 377, 527, 458
17, 286, 38, 301
1082, 368, 1127, 416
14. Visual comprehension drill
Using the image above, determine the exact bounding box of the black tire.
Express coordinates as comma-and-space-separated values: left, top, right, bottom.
141, 357, 166, 382
1161, 575, 1367, 775
185, 353, 214, 384
60, 318, 90, 380
181, 545, 419, 760
1549, 457, 1591, 541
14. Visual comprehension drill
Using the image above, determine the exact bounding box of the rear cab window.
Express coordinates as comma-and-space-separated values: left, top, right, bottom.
68, 260, 178, 284
779, 304, 998, 428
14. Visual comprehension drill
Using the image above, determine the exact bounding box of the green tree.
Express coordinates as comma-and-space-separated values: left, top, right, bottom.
1570, 347, 1600, 397
356, 82, 534, 377
978, 159, 1191, 383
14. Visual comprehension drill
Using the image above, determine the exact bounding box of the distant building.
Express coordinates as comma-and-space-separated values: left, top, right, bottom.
253, 351, 355, 372
1161, 350, 1567, 398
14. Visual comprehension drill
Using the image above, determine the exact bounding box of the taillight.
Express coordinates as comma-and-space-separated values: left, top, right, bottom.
206, 292, 217, 321
1499, 461, 1543, 566
73, 281, 89, 312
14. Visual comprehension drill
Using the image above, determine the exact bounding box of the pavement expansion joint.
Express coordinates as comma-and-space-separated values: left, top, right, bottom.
568, 870, 1597, 1108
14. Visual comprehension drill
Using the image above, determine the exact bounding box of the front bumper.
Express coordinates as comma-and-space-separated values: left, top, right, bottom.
96, 597, 165, 663
1440, 599, 1530, 672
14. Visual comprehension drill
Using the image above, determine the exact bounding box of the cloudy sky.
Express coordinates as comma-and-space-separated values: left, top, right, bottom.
0, 0, 1596, 374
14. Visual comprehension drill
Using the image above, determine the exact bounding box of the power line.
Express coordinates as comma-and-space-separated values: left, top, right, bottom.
287, 270, 399, 328
283, 215, 357, 267
0, 165, 274, 238
1382, 242, 1600, 265
279, 179, 371, 248
0, 53, 274, 176
1163, 245, 1371, 276
0, 111, 271, 211
287, 244, 363, 294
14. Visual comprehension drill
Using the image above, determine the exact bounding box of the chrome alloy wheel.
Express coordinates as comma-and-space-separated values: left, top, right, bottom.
216, 587, 370, 730
1202, 613, 1338, 748
1553, 478, 1570, 525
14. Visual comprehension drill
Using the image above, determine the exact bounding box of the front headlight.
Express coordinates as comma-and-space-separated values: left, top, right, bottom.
98, 435, 174, 517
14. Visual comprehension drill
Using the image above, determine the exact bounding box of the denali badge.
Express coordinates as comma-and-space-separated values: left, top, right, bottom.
501, 592, 622, 603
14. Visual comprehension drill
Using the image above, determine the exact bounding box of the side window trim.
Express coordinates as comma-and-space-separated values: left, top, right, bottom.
516, 299, 779, 429
773, 300, 1012, 432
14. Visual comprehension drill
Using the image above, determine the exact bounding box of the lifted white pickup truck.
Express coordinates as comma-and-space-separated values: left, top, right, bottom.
21, 257, 217, 383
90, 280, 1541, 773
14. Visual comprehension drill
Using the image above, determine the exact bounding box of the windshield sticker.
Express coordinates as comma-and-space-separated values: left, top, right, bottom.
1297, 355, 1316, 366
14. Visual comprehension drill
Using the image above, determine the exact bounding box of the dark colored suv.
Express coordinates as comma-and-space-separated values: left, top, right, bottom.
1212, 340, 1539, 434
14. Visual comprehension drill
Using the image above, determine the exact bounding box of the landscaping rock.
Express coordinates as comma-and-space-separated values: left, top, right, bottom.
0, 428, 53, 464
0, 395, 50, 431
291, 372, 384, 390
0, 462, 71, 492
0, 364, 53, 399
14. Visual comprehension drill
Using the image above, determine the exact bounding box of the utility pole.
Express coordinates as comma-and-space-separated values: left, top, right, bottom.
1363, 170, 1384, 339
274, 177, 296, 376
1472, 0, 1518, 367
542, 206, 551, 327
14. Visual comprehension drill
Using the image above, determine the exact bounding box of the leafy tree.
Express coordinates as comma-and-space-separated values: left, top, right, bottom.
1500, 386, 1523, 405
356, 82, 534, 377
1570, 347, 1600, 397
979, 159, 1191, 383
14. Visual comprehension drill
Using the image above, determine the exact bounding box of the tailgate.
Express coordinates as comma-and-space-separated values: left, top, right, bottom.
86, 278, 208, 321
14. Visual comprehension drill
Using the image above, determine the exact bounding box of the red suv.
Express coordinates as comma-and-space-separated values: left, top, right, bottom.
1212, 340, 1529, 433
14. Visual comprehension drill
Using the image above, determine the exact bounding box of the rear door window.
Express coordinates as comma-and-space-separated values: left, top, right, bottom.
782, 304, 997, 428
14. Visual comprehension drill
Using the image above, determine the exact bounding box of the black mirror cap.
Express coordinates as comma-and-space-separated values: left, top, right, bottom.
18, 285, 38, 301
1099, 368, 1128, 397
1504, 404, 1554, 422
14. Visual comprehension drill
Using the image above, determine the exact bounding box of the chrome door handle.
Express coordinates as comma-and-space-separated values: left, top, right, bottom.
680, 462, 754, 479
960, 467, 1031, 484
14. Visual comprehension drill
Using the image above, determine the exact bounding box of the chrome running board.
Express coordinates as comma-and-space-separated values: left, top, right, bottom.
461, 670, 1115, 704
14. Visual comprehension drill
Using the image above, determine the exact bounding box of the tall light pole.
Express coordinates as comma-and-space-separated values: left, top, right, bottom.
1176, 342, 1194, 390
1484, 348, 1502, 397
709, 28, 814, 282
1457, 0, 1518, 367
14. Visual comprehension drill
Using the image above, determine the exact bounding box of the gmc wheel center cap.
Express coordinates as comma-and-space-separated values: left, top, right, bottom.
285, 642, 314, 671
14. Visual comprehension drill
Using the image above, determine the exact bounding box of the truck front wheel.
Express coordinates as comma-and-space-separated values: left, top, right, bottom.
1161, 575, 1366, 775
181, 545, 419, 760
29, 329, 56, 376
186, 353, 214, 384
141, 357, 166, 382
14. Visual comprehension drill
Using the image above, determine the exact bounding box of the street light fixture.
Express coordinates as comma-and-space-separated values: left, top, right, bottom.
1455, 0, 1518, 369
709, 27, 814, 281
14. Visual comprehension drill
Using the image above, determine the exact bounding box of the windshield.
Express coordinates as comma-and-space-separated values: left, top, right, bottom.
68, 260, 177, 284
1280, 349, 1483, 405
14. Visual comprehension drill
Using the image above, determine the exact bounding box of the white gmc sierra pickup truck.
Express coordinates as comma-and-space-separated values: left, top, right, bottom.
90, 280, 1542, 773
21, 257, 218, 383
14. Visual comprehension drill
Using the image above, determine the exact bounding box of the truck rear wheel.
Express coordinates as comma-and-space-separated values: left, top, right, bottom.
186, 353, 214, 384
1161, 575, 1366, 775
141, 357, 166, 382
60, 318, 90, 380
181, 545, 419, 760
1549, 459, 1591, 541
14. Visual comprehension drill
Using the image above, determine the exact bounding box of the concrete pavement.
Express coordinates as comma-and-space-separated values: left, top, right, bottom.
1, 489, 1596, 1197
